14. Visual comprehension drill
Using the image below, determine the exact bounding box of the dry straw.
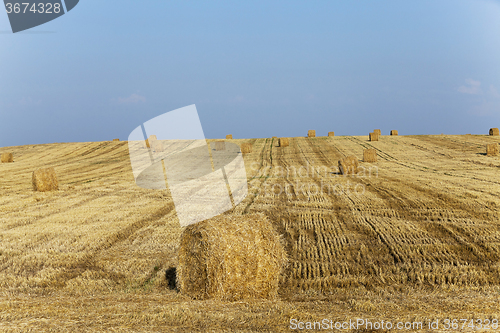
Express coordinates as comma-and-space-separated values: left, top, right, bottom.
390, 130, 398, 136
363, 149, 377, 162
338, 155, 359, 175
279, 138, 289, 147
374, 129, 381, 135
32, 167, 58, 192
215, 141, 225, 151
113, 139, 120, 142
308, 130, 316, 138
487, 144, 499, 156
489, 128, 499, 136
328, 132, 335, 137
226, 134, 233, 139
177, 213, 288, 301
369, 132, 379, 141
240, 143, 252, 154
1, 152, 13, 163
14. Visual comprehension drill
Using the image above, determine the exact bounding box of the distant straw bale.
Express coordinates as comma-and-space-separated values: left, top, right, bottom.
338, 155, 359, 175
215, 141, 225, 151
390, 130, 398, 136
152, 140, 164, 152
113, 139, 120, 142
308, 130, 316, 138
1, 152, 13, 163
487, 144, 499, 156
142, 135, 157, 148
374, 129, 381, 135
363, 149, 377, 163
328, 132, 335, 137
489, 128, 499, 136
32, 167, 58, 192
369, 132, 379, 141
279, 138, 289, 147
226, 134, 233, 139
177, 213, 288, 301
241, 143, 252, 154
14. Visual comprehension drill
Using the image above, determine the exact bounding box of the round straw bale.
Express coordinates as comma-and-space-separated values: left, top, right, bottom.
241, 142, 252, 154
149, 135, 157, 141
215, 141, 225, 151
374, 129, 381, 135
113, 138, 120, 142
1, 152, 13, 163
486, 144, 499, 156
279, 138, 289, 147
363, 149, 377, 162
390, 130, 398, 136
338, 155, 359, 175
226, 134, 233, 139
489, 128, 499, 136
152, 140, 164, 152
328, 132, 335, 137
307, 130, 316, 138
177, 213, 288, 301
32, 167, 58, 192
369, 132, 379, 141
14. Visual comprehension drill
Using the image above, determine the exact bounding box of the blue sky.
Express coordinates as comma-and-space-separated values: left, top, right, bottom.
1, 0, 500, 146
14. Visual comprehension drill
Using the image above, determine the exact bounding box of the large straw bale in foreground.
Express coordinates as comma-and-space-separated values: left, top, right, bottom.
279, 138, 289, 147
215, 141, 225, 151
226, 134, 233, 139
369, 132, 379, 141
177, 214, 288, 301
241, 143, 252, 154
487, 144, 499, 156
328, 132, 335, 137
390, 130, 398, 136
363, 149, 377, 162
338, 155, 359, 175
32, 167, 58, 192
1, 152, 13, 163
307, 130, 316, 138
490, 128, 499, 136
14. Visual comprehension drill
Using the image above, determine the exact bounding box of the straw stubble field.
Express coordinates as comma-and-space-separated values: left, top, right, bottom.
1, 135, 500, 332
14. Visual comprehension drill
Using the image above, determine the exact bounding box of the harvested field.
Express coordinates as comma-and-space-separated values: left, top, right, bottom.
1, 134, 500, 331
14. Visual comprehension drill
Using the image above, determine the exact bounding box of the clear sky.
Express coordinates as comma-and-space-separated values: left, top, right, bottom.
1, 0, 499, 147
